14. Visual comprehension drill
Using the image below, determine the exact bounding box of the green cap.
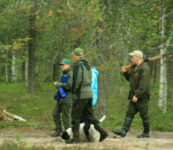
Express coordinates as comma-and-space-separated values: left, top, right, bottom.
60, 59, 72, 65
73, 48, 84, 56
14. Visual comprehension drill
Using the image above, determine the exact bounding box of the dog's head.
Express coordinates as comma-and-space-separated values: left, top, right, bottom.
61, 128, 72, 141
61, 131, 70, 140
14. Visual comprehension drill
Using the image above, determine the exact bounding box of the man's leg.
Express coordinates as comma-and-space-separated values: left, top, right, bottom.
83, 122, 91, 142
112, 101, 137, 137
66, 99, 87, 143
137, 100, 150, 138
52, 102, 62, 137
61, 103, 72, 130
83, 99, 108, 142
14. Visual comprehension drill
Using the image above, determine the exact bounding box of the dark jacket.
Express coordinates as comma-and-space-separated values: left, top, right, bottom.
59, 68, 73, 104
72, 59, 93, 100
124, 62, 151, 100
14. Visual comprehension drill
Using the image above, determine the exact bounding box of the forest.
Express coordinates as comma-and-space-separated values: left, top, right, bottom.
0, 0, 173, 149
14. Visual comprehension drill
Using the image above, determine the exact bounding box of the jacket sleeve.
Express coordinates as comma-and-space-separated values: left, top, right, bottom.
62, 72, 73, 91
72, 63, 83, 93
134, 67, 150, 99
124, 71, 131, 81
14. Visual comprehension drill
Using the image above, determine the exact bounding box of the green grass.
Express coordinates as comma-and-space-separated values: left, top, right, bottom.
0, 82, 56, 130
0, 81, 173, 132
0, 140, 55, 150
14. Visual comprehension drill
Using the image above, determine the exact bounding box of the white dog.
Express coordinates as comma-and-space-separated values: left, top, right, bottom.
61, 115, 106, 142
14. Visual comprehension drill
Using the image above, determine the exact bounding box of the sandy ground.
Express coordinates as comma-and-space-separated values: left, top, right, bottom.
0, 128, 173, 150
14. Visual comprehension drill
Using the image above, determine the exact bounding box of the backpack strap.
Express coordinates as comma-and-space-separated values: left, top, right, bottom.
72, 62, 84, 96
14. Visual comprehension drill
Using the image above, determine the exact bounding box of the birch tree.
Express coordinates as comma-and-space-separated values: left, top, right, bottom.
11, 50, 17, 82
158, 0, 173, 113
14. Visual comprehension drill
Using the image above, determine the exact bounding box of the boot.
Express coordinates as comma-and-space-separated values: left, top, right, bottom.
112, 117, 133, 137
51, 119, 62, 137
84, 123, 92, 142
51, 129, 62, 137
137, 120, 150, 138
66, 129, 80, 144
94, 123, 108, 142
137, 133, 150, 138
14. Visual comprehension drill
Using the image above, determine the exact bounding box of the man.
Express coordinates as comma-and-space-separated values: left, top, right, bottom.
112, 50, 151, 138
52, 59, 73, 137
66, 48, 108, 143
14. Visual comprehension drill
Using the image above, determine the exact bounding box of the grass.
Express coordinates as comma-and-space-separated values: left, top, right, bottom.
0, 82, 56, 130
0, 81, 173, 132
0, 140, 56, 150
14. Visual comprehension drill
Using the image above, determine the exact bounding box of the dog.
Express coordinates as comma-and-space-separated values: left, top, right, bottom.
61, 115, 106, 142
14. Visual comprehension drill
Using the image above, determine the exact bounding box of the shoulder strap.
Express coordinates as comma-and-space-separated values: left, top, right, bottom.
79, 62, 84, 88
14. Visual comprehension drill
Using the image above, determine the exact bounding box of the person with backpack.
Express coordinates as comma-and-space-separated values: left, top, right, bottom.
66, 48, 108, 143
52, 59, 73, 137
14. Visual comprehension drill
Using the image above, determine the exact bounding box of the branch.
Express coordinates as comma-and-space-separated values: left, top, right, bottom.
129, 0, 150, 7
67, 0, 75, 12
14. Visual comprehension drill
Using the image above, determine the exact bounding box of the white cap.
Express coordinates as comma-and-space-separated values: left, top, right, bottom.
129, 50, 143, 58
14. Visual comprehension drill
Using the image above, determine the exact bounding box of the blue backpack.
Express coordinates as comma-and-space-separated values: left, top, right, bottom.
91, 67, 99, 106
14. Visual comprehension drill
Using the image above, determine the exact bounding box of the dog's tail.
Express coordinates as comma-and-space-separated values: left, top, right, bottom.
99, 115, 106, 122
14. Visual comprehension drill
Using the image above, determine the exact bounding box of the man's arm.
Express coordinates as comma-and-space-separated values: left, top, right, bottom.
72, 63, 83, 93
124, 72, 131, 81
121, 66, 131, 81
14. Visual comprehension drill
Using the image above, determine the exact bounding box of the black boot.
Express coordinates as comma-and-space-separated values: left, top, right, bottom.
112, 117, 133, 137
66, 129, 80, 144
84, 123, 92, 142
94, 123, 108, 142
137, 120, 150, 138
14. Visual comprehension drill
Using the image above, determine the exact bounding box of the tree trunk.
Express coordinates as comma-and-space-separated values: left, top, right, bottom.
11, 50, 17, 82
25, 60, 28, 86
5, 52, 9, 82
28, 3, 37, 93
21, 61, 25, 82
158, 0, 167, 113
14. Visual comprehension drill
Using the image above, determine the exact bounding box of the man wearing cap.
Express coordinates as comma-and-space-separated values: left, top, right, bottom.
52, 59, 73, 137
112, 50, 151, 138
66, 48, 108, 143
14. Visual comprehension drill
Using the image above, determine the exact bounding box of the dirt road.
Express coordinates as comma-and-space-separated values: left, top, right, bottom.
0, 129, 172, 150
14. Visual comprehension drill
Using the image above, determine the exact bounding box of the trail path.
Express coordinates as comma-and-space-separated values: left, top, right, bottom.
0, 129, 172, 150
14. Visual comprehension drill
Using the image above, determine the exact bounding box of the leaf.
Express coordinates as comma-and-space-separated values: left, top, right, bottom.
80, 24, 87, 35
48, 9, 53, 17
57, 9, 62, 13
72, 28, 78, 32
97, 28, 102, 33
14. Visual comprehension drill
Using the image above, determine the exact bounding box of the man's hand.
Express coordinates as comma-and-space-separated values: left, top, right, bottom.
53, 82, 58, 86
132, 96, 138, 103
121, 67, 127, 73
53, 82, 63, 87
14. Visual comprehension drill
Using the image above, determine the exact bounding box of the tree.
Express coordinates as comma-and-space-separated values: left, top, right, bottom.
158, 0, 173, 113
11, 50, 17, 82
28, 0, 37, 93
